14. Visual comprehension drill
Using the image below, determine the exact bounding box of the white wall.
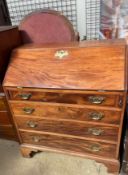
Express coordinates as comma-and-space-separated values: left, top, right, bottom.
76, 0, 86, 39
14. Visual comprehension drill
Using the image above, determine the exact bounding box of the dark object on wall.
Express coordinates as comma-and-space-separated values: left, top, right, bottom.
0, 26, 21, 140
0, 0, 11, 26
19, 9, 79, 44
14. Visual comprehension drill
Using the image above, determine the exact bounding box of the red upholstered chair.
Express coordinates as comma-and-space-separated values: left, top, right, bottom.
19, 9, 79, 44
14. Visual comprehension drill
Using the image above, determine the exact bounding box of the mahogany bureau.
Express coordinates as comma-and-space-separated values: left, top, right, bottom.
3, 39, 127, 174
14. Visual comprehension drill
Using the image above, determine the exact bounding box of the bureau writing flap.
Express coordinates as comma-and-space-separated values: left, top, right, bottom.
3, 39, 126, 91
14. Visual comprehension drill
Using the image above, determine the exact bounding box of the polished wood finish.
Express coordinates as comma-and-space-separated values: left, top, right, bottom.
8, 89, 122, 107
3, 40, 126, 91
3, 39, 127, 174
20, 131, 117, 159
0, 26, 21, 140
9, 100, 122, 125
15, 117, 119, 143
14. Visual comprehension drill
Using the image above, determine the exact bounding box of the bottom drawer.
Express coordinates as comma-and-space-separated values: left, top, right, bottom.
20, 131, 117, 159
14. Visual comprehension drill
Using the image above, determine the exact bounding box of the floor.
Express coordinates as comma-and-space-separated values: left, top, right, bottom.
0, 139, 124, 175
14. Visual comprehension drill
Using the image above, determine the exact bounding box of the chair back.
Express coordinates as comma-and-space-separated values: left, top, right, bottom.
19, 9, 77, 44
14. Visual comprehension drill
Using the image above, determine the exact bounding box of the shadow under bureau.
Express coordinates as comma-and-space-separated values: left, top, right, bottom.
3, 39, 127, 174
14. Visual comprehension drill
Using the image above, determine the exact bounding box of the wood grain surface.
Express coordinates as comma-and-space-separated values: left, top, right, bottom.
8, 89, 120, 107
3, 40, 126, 91
20, 131, 117, 159
15, 116, 119, 143
9, 101, 121, 125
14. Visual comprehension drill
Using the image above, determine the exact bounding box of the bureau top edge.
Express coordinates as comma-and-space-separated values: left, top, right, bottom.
13, 39, 126, 51
3, 86, 126, 94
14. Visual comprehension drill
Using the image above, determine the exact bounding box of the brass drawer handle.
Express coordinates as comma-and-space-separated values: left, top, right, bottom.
90, 144, 101, 152
18, 93, 32, 100
88, 96, 105, 104
88, 128, 104, 136
32, 136, 41, 143
89, 112, 104, 121
27, 121, 38, 128
23, 107, 35, 114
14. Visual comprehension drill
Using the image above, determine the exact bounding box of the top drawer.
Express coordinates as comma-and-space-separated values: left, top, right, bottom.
8, 89, 123, 108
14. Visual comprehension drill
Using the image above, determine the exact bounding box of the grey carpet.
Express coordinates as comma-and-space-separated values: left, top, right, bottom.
0, 139, 113, 175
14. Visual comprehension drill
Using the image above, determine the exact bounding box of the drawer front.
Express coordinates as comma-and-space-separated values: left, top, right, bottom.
8, 90, 119, 107
16, 117, 118, 143
0, 112, 11, 125
20, 131, 117, 159
0, 96, 8, 111
10, 102, 121, 125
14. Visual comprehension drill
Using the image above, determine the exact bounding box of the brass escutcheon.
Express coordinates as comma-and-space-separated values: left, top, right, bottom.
55, 50, 69, 59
